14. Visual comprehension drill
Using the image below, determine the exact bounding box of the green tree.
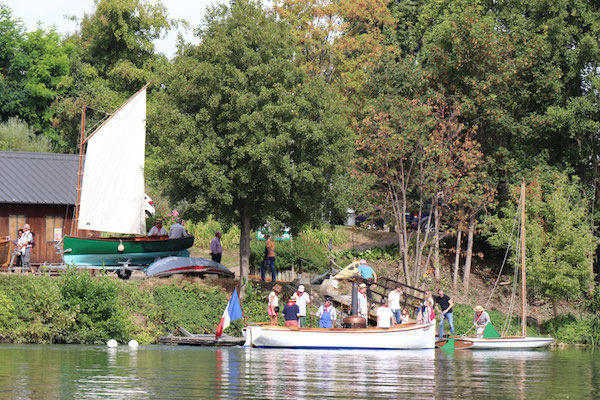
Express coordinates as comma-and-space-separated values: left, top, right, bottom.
149, 0, 353, 291
51, 0, 173, 152
0, 117, 52, 152
485, 169, 597, 316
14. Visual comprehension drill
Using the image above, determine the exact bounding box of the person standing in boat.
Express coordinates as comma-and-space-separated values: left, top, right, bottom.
387, 286, 403, 325
435, 288, 455, 340
267, 284, 282, 325
148, 219, 167, 236
313, 298, 337, 328
168, 218, 188, 239
282, 294, 300, 327
376, 302, 394, 328
262, 233, 276, 282
358, 283, 368, 320
295, 285, 311, 327
473, 305, 491, 338
209, 231, 223, 263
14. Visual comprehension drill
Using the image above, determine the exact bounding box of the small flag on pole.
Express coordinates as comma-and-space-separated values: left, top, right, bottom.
216, 287, 244, 338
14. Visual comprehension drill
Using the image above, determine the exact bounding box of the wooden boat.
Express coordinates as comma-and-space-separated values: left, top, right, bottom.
146, 256, 234, 278
242, 321, 436, 350
63, 235, 194, 266
62, 85, 194, 269
468, 182, 553, 350
435, 338, 474, 349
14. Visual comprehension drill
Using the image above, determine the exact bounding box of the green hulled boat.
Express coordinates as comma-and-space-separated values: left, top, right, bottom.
63, 235, 194, 266
65, 85, 195, 268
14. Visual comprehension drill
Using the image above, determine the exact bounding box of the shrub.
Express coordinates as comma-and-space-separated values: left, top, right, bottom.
60, 269, 129, 344
542, 314, 597, 345
249, 237, 329, 273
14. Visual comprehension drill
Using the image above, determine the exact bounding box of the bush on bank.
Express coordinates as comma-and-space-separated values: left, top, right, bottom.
0, 272, 267, 345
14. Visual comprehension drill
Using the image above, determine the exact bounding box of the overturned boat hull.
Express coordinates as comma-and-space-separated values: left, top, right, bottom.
243, 322, 436, 350
146, 256, 235, 278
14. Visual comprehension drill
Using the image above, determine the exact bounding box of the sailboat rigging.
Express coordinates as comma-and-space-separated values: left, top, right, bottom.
62, 85, 194, 270
468, 181, 553, 349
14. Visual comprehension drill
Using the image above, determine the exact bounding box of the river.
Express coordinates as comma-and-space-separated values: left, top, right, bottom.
0, 344, 598, 399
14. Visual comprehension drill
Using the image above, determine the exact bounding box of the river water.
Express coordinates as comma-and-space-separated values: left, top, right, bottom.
0, 344, 598, 399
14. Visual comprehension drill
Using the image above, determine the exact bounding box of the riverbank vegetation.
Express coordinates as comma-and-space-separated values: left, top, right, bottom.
2, 0, 600, 344
1, 272, 598, 345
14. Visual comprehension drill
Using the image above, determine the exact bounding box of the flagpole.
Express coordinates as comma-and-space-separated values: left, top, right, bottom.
237, 284, 247, 326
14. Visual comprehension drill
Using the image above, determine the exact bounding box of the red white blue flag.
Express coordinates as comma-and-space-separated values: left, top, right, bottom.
215, 288, 244, 338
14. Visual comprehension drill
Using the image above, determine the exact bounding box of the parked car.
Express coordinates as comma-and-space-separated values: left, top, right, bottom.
145, 194, 156, 217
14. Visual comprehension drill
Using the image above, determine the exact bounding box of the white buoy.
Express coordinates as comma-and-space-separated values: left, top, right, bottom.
107, 339, 118, 348
128, 340, 139, 348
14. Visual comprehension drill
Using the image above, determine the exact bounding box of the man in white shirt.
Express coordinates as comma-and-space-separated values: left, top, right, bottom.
358, 283, 368, 319
388, 286, 403, 325
168, 218, 188, 239
295, 285, 311, 327
377, 303, 394, 328
148, 219, 167, 236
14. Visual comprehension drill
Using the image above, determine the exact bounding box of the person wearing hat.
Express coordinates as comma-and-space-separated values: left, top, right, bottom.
282, 294, 300, 327
358, 283, 368, 319
313, 298, 337, 328
295, 285, 312, 327
356, 259, 377, 302
148, 219, 167, 236
473, 305, 491, 338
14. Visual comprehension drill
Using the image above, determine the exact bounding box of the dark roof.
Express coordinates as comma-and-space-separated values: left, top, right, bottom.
0, 151, 79, 205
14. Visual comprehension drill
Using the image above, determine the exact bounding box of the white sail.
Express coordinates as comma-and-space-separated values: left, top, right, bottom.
78, 89, 147, 235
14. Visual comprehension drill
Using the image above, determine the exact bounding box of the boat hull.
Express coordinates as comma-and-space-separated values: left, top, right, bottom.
63, 235, 194, 266
146, 256, 234, 278
243, 322, 436, 350
468, 336, 553, 349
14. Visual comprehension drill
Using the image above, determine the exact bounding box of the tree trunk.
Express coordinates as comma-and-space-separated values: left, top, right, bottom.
453, 230, 462, 289
433, 202, 441, 281
239, 202, 251, 298
463, 213, 475, 291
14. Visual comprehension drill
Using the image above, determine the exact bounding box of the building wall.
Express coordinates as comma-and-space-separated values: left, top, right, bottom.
0, 204, 77, 265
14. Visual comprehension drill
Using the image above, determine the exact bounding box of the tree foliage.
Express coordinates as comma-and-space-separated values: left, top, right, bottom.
149, 0, 353, 288
485, 169, 596, 311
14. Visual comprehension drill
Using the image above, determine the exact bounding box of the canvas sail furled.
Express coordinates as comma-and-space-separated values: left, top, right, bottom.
78, 89, 147, 235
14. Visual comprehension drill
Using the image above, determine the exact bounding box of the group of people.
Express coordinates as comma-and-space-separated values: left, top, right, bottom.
11, 224, 33, 274
268, 284, 337, 328
147, 218, 190, 239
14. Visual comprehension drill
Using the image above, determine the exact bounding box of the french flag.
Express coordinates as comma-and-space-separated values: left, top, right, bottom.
215, 287, 244, 338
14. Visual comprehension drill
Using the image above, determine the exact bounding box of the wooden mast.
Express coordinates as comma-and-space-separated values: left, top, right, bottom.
74, 104, 86, 236
520, 181, 527, 337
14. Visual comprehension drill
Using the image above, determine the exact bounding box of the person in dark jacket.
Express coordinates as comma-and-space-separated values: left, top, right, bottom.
282, 294, 300, 327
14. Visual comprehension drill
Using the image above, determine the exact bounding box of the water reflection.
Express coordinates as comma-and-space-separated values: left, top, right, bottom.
0, 344, 597, 399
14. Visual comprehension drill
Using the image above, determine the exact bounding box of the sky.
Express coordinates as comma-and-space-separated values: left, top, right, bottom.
2, 0, 225, 58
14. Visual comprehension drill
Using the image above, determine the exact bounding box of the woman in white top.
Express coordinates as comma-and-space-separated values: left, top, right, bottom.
267, 284, 282, 325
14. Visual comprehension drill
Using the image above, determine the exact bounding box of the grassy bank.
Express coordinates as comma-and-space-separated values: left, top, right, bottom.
0, 271, 268, 345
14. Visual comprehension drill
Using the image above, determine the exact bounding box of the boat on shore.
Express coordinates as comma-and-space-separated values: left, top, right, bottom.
63, 235, 194, 266
146, 256, 234, 278
243, 321, 436, 350
62, 84, 194, 271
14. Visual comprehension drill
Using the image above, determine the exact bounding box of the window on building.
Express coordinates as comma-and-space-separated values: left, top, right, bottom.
8, 214, 26, 240
46, 215, 64, 242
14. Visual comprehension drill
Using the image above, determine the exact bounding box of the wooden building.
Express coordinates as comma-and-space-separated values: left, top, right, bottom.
0, 151, 79, 266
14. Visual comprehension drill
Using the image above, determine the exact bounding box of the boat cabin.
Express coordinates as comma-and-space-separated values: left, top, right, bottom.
0, 151, 80, 268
